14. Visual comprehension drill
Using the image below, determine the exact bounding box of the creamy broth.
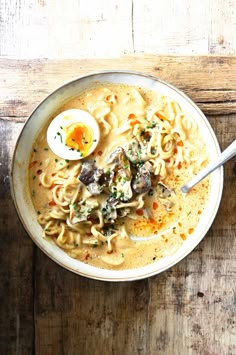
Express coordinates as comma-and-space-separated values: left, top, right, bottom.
29, 84, 209, 270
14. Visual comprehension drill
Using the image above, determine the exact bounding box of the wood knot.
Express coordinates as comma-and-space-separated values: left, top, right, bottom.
197, 291, 204, 297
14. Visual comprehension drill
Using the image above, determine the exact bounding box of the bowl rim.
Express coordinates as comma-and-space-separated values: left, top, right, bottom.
10, 70, 224, 281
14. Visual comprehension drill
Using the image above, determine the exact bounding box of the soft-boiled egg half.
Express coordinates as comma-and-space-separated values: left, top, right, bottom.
47, 109, 100, 160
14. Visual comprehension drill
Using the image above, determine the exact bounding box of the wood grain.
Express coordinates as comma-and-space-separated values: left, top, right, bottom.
0, 0, 235, 58
0, 119, 34, 355
0, 56, 236, 117
0, 57, 236, 355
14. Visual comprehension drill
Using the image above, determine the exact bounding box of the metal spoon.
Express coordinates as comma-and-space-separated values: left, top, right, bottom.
181, 139, 236, 193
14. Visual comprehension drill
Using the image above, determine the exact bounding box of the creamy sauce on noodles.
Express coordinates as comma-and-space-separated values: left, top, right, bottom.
29, 84, 209, 270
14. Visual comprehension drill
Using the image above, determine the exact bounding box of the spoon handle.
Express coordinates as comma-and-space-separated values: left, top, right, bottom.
181, 139, 236, 193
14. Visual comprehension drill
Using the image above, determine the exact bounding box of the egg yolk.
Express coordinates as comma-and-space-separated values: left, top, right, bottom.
65, 123, 93, 155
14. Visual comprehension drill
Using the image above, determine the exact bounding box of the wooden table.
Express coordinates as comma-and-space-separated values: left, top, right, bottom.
0, 1, 236, 354
0, 55, 236, 355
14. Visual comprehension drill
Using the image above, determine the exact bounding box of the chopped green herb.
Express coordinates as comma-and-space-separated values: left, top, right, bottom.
147, 122, 157, 129
148, 189, 154, 196
37, 211, 41, 215
57, 132, 63, 143
121, 253, 124, 258
60, 126, 63, 130
153, 256, 156, 260
45, 228, 49, 232
33, 148, 37, 153
74, 243, 79, 247
33, 175, 36, 180
32, 190, 35, 197
55, 158, 58, 162
65, 159, 69, 163
39, 161, 43, 166
44, 148, 49, 151
187, 211, 192, 216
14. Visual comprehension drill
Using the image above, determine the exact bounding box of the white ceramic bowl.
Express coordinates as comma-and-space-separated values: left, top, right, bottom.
11, 71, 223, 281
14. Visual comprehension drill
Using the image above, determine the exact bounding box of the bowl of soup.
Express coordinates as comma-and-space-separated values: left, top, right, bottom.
11, 71, 223, 281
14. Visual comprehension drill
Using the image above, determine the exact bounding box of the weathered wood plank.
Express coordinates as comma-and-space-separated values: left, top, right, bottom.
0, 56, 236, 117
0, 0, 133, 58
0, 0, 235, 58
0, 119, 34, 355
34, 252, 149, 355
133, 0, 236, 55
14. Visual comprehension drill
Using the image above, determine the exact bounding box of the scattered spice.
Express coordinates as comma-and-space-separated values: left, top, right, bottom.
177, 162, 182, 169
29, 161, 38, 169
177, 140, 184, 147
49, 200, 56, 207
152, 202, 158, 210
128, 113, 136, 119
136, 209, 144, 216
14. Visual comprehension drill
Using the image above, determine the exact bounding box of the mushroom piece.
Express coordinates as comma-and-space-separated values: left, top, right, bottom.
124, 137, 150, 164
79, 161, 111, 196
102, 198, 119, 223
132, 161, 153, 194
156, 182, 173, 198
106, 146, 124, 164
78, 160, 96, 185
107, 147, 133, 202
70, 198, 99, 224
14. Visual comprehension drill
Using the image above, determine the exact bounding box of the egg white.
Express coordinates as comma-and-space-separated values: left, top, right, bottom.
47, 109, 100, 160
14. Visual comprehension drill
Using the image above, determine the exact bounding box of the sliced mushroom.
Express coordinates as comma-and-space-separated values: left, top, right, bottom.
124, 137, 150, 164
78, 160, 96, 185
106, 146, 124, 164
157, 182, 173, 198
132, 162, 153, 194
102, 197, 119, 223
79, 161, 111, 196
107, 147, 133, 202
71, 198, 99, 224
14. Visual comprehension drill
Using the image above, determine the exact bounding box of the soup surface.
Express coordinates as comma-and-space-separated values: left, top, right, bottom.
29, 83, 209, 269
